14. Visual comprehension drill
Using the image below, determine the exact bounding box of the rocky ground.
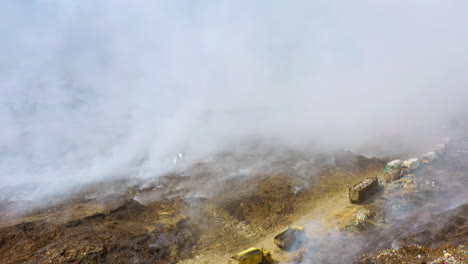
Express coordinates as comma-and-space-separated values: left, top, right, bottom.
0, 139, 467, 263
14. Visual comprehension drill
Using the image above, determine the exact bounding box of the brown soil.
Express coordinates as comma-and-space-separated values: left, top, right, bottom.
0, 141, 467, 264
0, 197, 200, 264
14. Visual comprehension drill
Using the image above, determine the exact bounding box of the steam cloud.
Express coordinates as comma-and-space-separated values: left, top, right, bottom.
1, 0, 468, 201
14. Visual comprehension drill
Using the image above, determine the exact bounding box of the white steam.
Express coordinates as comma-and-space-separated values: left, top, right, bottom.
1, 0, 468, 200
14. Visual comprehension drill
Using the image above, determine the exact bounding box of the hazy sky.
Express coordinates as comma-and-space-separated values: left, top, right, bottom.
1, 0, 468, 199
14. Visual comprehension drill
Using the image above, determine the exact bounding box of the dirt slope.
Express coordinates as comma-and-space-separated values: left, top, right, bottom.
0, 151, 384, 264
0, 141, 467, 264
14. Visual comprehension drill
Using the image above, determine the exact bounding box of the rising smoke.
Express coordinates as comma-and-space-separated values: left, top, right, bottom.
1, 0, 468, 201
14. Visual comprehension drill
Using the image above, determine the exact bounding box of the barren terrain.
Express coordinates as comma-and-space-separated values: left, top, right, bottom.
0, 139, 467, 264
